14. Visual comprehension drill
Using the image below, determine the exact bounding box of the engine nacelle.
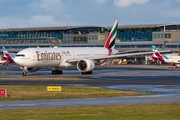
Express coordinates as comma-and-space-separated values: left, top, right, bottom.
27, 67, 40, 72
77, 59, 95, 72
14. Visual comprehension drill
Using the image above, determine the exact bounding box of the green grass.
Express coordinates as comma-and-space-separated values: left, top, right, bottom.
0, 85, 150, 101
0, 85, 179, 120
0, 103, 180, 120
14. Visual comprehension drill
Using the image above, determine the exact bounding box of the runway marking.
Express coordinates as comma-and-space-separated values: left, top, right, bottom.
19, 104, 35, 106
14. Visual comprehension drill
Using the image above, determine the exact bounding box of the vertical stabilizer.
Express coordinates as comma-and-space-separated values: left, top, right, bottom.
152, 45, 166, 62
104, 20, 118, 49
2, 47, 8, 54
1, 47, 15, 63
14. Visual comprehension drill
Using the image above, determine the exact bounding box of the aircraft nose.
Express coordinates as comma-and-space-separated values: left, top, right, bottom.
14, 57, 18, 64
14, 57, 23, 66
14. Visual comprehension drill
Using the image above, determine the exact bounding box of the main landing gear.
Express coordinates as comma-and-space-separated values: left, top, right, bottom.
52, 67, 63, 75
82, 71, 93, 75
22, 66, 28, 76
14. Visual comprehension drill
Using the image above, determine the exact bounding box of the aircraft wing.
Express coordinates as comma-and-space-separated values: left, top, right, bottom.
66, 50, 170, 63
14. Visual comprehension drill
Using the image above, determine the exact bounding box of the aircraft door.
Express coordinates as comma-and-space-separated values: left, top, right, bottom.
72, 51, 75, 59
91, 51, 94, 58
31, 52, 36, 61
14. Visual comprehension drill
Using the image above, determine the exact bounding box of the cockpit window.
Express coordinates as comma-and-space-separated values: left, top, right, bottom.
16, 54, 25, 57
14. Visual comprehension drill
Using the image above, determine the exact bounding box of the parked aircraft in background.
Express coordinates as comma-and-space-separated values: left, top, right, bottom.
1, 47, 16, 64
152, 45, 180, 67
0, 59, 7, 65
14, 20, 158, 76
151, 52, 159, 63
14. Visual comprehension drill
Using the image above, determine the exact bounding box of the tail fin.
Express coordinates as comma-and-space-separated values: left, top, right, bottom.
152, 45, 158, 52
152, 45, 166, 62
104, 20, 118, 49
151, 46, 158, 62
1, 47, 15, 63
2, 47, 8, 54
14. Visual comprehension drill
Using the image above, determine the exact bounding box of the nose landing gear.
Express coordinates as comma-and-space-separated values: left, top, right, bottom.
21, 66, 28, 76
22, 70, 28, 76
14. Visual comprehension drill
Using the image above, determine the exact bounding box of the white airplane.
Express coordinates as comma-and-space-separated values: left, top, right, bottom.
14, 20, 156, 76
152, 45, 180, 67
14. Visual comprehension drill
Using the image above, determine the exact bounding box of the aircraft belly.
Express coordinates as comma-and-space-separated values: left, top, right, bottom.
34, 60, 60, 67
167, 59, 175, 63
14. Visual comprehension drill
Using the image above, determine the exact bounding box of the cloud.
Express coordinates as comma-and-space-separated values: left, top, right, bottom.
114, 0, 150, 7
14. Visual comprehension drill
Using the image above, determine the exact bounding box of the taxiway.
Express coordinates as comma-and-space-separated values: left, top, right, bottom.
0, 65, 180, 109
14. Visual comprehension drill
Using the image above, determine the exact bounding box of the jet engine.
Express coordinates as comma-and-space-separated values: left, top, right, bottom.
77, 59, 95, 74
27, 67, 41, 72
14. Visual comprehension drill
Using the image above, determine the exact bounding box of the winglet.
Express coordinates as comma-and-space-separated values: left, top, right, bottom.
104, 20, 118, 49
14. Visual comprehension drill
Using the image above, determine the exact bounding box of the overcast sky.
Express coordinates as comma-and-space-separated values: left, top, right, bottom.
0, 0, 180, 29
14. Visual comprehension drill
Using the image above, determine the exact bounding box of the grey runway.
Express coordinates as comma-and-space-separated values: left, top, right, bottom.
0, 95, 180, 110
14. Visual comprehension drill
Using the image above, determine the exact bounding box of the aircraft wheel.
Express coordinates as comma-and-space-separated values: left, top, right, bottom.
82, 71, 93, 75
52, 71, 56, 74
52, 70, 63, 75
58, 70, 63, 74
22, 72, 27, 76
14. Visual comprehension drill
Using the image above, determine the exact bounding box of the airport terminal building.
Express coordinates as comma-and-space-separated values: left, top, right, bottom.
0, 23, 180, 52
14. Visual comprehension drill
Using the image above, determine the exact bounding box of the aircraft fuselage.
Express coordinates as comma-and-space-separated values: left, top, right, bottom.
15, 47, 111, 68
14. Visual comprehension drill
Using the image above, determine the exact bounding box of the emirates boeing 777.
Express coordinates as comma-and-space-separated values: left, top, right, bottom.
14, 20, 154, 76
